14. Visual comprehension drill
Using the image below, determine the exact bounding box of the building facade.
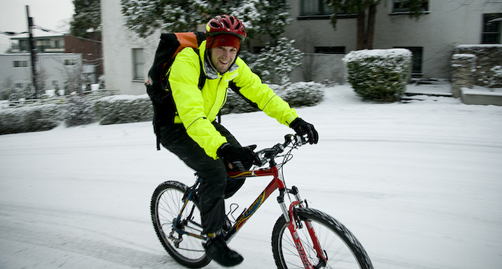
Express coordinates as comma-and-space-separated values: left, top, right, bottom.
0, 53, 82, 92
287, 0, 502, 82
101, 0, 159, 95
101, 0, 502, 95
10, 35, 66, 53
9, 33, 103, 83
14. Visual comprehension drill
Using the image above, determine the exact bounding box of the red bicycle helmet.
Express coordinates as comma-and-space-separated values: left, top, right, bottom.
206, 15, 246, 41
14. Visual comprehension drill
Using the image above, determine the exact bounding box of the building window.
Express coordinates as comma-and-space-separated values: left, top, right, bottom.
482, 13, 502, 44
13, 60, 28, 67
300, 0, 333, 16
315, 46, 346, 54
392, 0, 429, 14
132, 48, 144, 81
298, 0, 357, 20
299, 0, 335, 19
64, 59, 77, 65
395, 46, 423, 76
36, 39, 50, 46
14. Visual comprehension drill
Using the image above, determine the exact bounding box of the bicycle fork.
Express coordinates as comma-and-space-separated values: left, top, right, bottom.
278, 186, 328, 269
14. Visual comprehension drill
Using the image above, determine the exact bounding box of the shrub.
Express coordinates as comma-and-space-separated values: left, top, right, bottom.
0, 82, 324, 134
222, 90, 260, 114
65, 96, 95, 127
221, 82, 324, 114
0, 104, 63, 135
250, 37, 303, 85
276, 82, 324, 107
489, 65, 502, 88
343, 49, 412, 102
94, 94, 152, 125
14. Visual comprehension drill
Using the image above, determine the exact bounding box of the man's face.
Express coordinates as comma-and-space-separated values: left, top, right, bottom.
210, 46, 238, 74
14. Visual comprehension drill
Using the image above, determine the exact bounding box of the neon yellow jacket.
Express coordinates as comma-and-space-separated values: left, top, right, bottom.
167, 40, 298, 159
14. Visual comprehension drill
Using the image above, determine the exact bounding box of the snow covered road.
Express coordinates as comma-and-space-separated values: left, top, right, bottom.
1, 85, 502, 268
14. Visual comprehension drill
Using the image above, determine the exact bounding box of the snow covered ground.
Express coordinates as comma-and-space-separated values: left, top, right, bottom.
1, 85, 501, 269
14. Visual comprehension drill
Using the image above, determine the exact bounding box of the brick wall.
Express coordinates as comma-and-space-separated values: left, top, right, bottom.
454, 45, 502, 89
64, 33, 103, 78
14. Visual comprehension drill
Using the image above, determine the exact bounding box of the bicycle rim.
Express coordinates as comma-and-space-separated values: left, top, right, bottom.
272, 208, 373, 269
151, 181, 210, 268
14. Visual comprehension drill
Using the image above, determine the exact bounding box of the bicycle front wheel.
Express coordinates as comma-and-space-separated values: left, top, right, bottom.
150, 181, 210, 268
272, 207, 373, 269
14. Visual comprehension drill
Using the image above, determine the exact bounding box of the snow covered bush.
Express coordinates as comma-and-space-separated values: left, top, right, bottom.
222, 90, 260, 114
0, 81, 324, 134
94, 95, 152, 125
0, 104, 63, 135
489, 65, 502, 89
251, 37, 303, 85
274, 82, 324, 107
343, 49, 411, 102
65, 96, 95, 127
222, 82, 324, 114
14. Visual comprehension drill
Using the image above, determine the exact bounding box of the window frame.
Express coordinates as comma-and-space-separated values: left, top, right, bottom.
298, 0, 357, 20
314, 46, 346, 54
390, 0, 429, 15
481, 13, 502, 44
132, 48, 145, 81
300, 0, 333, 17
13, 60, 28, 68
64, 59, 78, 66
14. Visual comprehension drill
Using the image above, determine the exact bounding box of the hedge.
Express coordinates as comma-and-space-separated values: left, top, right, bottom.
343, 49, 412, 102
0, 82, 325, 135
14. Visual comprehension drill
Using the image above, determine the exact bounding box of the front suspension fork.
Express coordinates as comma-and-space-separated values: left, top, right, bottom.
277, 186, 328, 269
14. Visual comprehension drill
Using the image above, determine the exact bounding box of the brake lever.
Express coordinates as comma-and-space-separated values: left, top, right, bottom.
295, 134, 308, 146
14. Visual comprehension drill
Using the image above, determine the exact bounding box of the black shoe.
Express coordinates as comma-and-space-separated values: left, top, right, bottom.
203, 235, 243, 267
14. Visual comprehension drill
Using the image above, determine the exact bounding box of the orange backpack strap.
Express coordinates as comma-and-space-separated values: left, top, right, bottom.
174, 32, 199, 55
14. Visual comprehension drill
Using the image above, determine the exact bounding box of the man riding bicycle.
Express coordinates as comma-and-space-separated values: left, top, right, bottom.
157, 14, 318, 267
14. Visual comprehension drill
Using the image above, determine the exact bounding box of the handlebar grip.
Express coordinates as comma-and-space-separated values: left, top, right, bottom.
284, 134, 307, 147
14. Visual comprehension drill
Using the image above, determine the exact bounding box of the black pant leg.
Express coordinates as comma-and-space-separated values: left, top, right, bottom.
212, 122, 247, 198
158, 124, 227, 234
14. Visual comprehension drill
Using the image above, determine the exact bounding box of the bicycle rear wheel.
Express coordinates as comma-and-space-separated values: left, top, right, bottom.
150, 181, 210, 268
272, 207, 373, 269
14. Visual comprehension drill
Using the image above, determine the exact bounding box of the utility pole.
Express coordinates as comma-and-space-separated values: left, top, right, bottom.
26, 5, 39, 99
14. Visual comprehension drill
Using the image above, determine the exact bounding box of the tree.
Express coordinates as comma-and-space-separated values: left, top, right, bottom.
70, 0, 101, 37
230, 0, 291, 44
120, 0, 292, 46
121, 0, 299, 86
120, 0, 209, 36
325, 0, 428, 50
252, 37, 303, 85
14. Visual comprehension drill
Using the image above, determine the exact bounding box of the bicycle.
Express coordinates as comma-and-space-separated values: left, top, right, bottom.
150, 134, 373, 268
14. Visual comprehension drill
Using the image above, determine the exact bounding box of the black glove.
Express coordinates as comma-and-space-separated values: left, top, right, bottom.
217, 143, 259, 171
290, 118, 319, 144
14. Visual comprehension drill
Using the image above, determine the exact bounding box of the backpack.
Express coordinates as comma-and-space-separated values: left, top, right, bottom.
145, 32, 207, 150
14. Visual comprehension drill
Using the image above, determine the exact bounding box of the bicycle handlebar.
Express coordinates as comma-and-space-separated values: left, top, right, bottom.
254, 134, 308, 167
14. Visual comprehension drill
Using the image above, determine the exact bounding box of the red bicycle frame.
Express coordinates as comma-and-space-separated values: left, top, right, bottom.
226, 165, 328, 268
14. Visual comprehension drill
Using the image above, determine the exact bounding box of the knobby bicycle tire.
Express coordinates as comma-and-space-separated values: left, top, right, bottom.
271, 207, 373, 269
150, 181, 211, 268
